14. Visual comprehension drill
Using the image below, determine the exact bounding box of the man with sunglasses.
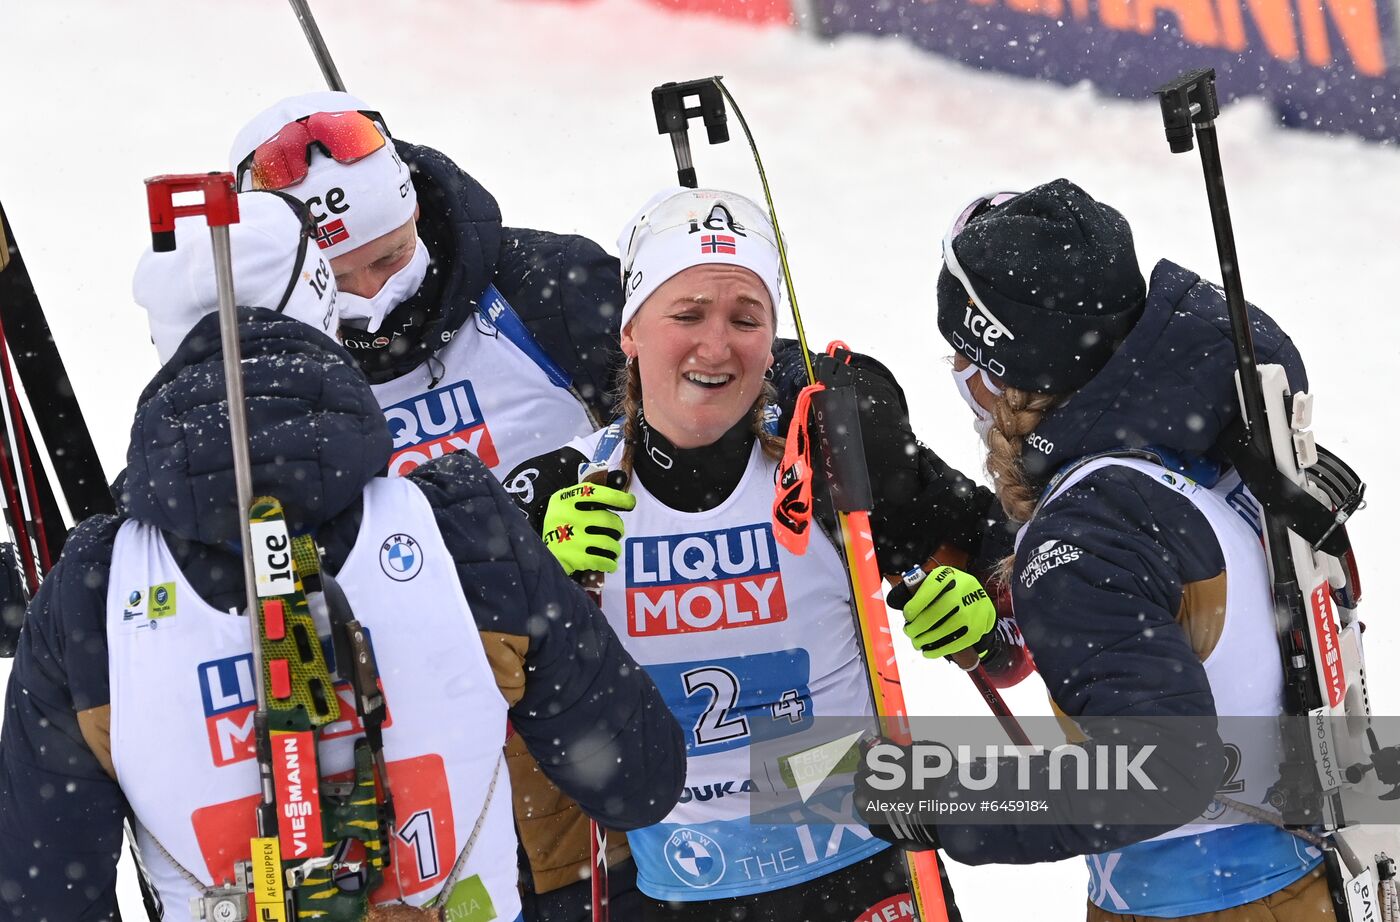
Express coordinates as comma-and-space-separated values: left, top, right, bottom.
231, 92, 620, 485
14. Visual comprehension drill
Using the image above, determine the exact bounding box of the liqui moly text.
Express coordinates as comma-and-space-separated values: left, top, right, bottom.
383, 379, 499, 475
626, 523, 789, 636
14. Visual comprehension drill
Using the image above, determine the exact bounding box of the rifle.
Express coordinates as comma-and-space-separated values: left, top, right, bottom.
1157, 67, 1397, 922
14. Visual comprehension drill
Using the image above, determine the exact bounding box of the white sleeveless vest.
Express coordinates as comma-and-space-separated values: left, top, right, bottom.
106, 477, 519, 920
1025, 454, 1285, 832
372, 312, 594, 481
571, 431, 886, 901
1026, 457, 1316, 916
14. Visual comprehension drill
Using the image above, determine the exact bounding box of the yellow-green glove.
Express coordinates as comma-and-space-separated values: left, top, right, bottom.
895, 566, 996, 659
542, 482, 637, 576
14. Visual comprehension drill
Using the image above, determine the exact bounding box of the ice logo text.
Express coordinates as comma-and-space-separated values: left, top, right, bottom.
625, 523, 788, 636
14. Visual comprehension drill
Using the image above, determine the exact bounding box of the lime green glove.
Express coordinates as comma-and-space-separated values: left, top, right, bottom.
542, 481, 637, 575
897, 566, 996, 659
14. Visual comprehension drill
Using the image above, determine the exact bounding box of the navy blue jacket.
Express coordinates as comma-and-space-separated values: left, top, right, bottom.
0, 310, 684, 920
938, 259, 1308, 865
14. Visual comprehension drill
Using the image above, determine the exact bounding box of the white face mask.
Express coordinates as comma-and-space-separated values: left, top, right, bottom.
952, 362, 1003, 442
337, 236, 430, 334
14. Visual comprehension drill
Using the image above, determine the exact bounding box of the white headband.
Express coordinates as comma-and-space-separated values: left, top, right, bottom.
229, 91, 416, 260
617, 187, 783, 330
133, 191, 339, 364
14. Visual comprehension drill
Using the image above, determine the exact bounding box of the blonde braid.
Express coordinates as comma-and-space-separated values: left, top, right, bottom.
984, 386, 1060, 523
981, 386, 1061, 583
614, 360, 643, 481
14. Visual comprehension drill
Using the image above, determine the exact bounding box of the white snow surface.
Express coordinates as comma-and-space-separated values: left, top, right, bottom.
2, 0, 1398, 918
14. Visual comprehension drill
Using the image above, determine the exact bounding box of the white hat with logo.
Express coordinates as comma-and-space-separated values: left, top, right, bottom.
616, 187, 783, 331
229, 91, 417, 260
132, 191, 340, 364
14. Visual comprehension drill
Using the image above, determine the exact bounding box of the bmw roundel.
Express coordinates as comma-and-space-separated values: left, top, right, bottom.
664, 828, 726, 889
379, 533, 422, 582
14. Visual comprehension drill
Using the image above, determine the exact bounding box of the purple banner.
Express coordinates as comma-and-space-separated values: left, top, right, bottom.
811, 0, 1400, 142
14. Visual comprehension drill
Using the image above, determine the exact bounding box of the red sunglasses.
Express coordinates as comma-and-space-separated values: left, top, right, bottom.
237, 110, 390, 191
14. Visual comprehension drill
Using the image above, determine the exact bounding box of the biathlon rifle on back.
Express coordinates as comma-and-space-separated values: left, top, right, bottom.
1157, 67, 1398, 922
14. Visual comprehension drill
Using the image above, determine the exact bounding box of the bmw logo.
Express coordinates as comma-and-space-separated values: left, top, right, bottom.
663, 828, 726, 889
379, 534, 422, 582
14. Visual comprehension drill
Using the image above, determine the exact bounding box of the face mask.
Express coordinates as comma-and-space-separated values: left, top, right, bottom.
952, 362, 1003, 442
337, 236, 429, 333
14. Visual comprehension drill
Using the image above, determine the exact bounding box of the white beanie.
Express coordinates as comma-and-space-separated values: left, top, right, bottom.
132, 191, 340, 364
229, 91, 416, 260
617, 187, 782, 331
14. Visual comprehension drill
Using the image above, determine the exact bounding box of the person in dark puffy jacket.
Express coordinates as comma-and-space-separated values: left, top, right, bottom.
861, 179, 1335, 921
0, 201, 683, 921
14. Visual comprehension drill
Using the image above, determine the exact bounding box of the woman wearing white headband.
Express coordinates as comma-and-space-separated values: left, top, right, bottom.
505, 187, 1011, 920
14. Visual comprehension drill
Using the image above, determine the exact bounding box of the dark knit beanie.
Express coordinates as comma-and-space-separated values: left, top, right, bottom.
936, 178, 1146, 394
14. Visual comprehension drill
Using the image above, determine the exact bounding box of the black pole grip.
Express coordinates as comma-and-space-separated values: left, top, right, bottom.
886, 578, 915, 611
811, 386, 873, 514
1155, 68, 1220, 154
651, 79, 730, 187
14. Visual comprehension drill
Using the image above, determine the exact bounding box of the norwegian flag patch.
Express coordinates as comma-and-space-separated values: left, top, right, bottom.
315, 219, 351, 249
700, 234, 736, 255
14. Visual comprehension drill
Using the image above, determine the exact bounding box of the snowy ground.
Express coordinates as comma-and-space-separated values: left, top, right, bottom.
2, 0, 1399, 918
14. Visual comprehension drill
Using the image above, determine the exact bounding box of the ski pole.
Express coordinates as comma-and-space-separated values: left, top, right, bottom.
577, 464, 612, 922
145, 173, 295, 917
1155, 71, 1320, 717
287, 0, 346, 92
0, 377, 37, 591
808, 381, 950, 922
1156, 67, 1327, 761
573, 426, 634, 922
0, 320, 52, 573
0, 201, 113, 526
886, 567, 1031, 747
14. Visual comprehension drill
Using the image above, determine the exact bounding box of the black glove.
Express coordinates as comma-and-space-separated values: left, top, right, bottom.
808, 348, 991, 572
853, 737, 943, 851
810, 350, 917, 488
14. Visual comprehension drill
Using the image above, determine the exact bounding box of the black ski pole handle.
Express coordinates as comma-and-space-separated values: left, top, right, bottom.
1156, 68, 1219, 153
651, 79, 729, 188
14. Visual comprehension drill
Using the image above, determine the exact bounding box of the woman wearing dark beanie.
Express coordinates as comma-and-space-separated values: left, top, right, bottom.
863, 179, 1335, 920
